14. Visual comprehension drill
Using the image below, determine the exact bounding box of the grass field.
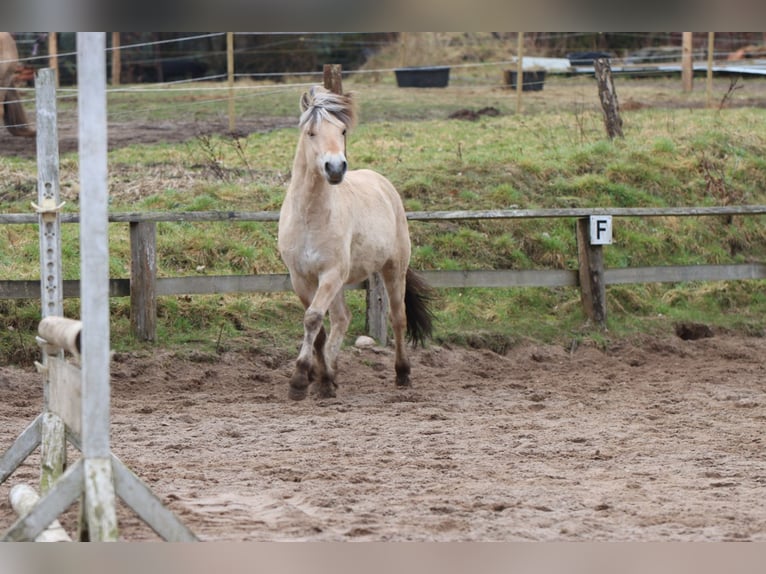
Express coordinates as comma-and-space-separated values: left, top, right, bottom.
0, 67, 765, 362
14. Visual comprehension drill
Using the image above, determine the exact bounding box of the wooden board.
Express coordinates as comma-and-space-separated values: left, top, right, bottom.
47, 357, 82, 437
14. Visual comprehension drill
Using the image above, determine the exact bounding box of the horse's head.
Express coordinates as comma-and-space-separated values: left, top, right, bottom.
299, 86, 356, 185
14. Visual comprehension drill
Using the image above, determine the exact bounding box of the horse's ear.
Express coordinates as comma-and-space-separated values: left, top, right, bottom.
303, 85, 326, 110
300, 91, 312, 113
343, 92, 358, 130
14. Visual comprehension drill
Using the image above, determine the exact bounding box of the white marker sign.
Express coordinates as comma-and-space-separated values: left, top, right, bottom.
590, 215, 613, 245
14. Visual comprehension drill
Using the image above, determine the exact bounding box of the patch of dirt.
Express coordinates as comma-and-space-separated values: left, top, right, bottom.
0, 116, 294, 159
448, 106, 501, 121
1, 333, 765, 541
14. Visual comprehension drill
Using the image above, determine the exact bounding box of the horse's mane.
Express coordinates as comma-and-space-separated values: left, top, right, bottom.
299, 86, 356, 131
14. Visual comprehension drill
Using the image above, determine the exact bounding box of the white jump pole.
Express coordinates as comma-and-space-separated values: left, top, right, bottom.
34, 67, 68, 497
10, 484, 72, 542
76, 31, 118, 541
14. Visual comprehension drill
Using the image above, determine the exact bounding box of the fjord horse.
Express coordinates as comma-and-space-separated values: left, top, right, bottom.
278, 86, 433, 400
0, 32, 35, 137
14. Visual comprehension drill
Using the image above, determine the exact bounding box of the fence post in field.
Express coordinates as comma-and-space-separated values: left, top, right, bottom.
130, 221, 157, 341
706, 32, 715, 108
323, 63, 343, 94
594, 58, 623, 139
682, 32, 694, 93
227, 32, 235, 132
576, 218, 607, 327
111, 33, 121, 86
365, 274, 389, 345
516, 32, 524, 114
47, 33, 59, 87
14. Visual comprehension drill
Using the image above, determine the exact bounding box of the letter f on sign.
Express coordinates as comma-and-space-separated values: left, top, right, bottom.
589, 215, 613, 245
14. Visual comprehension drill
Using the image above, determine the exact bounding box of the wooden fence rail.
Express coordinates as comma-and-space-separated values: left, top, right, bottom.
0, 206, 765, 342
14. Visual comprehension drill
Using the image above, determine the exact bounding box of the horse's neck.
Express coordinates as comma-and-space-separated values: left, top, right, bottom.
288, 143, 336, 217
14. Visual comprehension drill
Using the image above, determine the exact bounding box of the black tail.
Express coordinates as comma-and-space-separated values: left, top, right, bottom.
4, 88, 36, 137
404, 268, 435, 347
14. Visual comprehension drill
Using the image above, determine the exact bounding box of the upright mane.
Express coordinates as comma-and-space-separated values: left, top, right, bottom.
299, 86, 356, 132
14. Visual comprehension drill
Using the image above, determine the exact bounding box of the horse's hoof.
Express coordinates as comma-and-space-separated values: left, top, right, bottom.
315, 385, 337, 399
314, 376, 337, 399
289, 385, 308, 401
396, 375, 411, 388
290, 369, 310, 401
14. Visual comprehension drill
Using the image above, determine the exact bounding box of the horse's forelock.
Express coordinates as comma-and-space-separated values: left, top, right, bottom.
299, 89, 355, 132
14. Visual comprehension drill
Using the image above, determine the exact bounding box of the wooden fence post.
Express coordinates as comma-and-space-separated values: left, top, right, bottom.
323, 64, 343, 95
47, 33, 59, 87
227, 32, 235, 132
365, 274, 389, 345
706, 32, 715, 108
130, 221, 157, 341
576, 218, 607, 327
682, 32, 693, 93
516, 32, 524, 114
111, 33, 121, 86
594, 58, 623, 139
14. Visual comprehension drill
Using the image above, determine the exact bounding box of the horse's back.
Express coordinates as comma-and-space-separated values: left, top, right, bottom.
340, 168, 410, 277
343, 168, 406, 217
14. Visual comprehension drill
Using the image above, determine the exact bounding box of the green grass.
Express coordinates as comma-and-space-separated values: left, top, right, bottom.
1, 74, 766, 362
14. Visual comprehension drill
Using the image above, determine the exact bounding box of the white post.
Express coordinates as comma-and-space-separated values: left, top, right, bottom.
76, 32, 118, 541
35, 68, 67, 498
3, 36, 195, 543
36, 68, 63, 320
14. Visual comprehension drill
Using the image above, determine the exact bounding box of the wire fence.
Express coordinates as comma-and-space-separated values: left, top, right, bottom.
7, 32, 766, 85
2, 32, 766, 134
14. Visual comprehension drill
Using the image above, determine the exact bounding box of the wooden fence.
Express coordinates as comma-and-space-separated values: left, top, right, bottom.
0, 205, 764, 342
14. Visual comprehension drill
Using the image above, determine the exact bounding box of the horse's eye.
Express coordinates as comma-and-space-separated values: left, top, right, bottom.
342, 129, 347, 136
308, 131, 315, 138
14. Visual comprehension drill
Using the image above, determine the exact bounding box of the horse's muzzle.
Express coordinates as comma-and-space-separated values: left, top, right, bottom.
324, 159, 347, 185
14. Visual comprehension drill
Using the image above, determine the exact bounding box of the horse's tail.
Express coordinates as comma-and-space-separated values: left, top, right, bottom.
404, 267, 435, 347
4, 88, 35, 137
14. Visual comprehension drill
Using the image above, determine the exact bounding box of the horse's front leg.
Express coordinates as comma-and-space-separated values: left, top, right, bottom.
289, 273, 343, 401
289, 307, 325, 400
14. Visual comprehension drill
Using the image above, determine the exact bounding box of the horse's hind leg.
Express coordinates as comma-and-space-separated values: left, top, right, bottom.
383, 268, 411, 387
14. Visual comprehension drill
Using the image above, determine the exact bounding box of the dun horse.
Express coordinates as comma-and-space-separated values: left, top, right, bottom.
0, 32, 35, 137
278, 86, 433, 400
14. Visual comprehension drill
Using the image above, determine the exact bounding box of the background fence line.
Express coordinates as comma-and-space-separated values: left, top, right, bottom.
0, 206, 763, 341
6, 31, 766, 134
3, 33, 766, 341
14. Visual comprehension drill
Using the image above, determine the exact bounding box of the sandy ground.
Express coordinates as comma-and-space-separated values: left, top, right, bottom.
0, 332, 764, 541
